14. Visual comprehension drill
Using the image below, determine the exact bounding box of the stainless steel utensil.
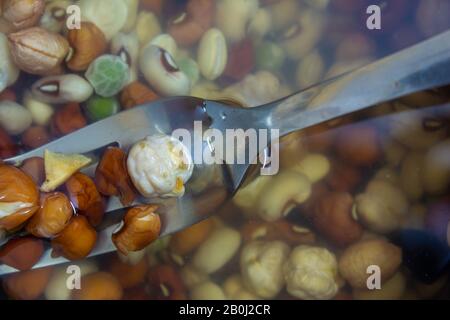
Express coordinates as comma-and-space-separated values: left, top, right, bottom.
2, 30, 450, 275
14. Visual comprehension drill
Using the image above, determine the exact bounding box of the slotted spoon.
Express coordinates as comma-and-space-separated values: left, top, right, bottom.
1, 30, 450, 276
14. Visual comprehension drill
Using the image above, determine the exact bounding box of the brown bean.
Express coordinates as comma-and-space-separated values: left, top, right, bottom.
335, 124, 381, 167
147, 265, 187, 300
50, 103, 87, 136
65, 172, 105, 227
51, 215, 97, 260
168, 0, 214, 46
0, 237, 44, 271
313, 192, 363, 247
21, 126, 50, 149
95, 147, 136, 206
120, 81, 158, 110
19, 157, 45, 185
0, 127, 17, 159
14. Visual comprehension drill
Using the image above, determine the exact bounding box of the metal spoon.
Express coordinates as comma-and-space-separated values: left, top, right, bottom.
1, 30, 450, 275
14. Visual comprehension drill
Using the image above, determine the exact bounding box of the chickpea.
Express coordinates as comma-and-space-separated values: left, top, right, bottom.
95, 147, 136, 206
26, 192, 73, 238
51, 215, 97, 260
112, 204, 161, 255
0, 164, 39, 231
65, 173, 105, 227
338, 239, 402, 289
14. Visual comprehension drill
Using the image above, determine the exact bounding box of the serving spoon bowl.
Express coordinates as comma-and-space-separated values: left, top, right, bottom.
1, 30, 450, 276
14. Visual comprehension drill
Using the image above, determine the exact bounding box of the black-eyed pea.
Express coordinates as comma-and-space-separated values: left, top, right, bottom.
389, 102, 447, 150
139, 45, 190, 96
150, 34, 178, 58
256, 170, 312, 222
31, 74, 94, 104
197, 28, 227, 81
279, 10, 324, 60
39, 0, 70, 33
111, 32, 140, 84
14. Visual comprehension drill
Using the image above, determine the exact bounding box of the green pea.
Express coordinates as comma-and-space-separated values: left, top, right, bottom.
255, 41, 285, 72
85, 95, 120, 122
85, 54, 130, 98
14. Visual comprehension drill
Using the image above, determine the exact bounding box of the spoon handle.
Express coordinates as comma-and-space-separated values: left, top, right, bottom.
260, 30, 450, 136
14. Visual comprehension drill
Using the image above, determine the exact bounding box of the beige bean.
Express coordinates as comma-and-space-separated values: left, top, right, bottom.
198, 28, 228, 81
135, 11, 161, 47
23, 92, 54, 126
215, 0, 259, 43
296, 50, 325, 89
0, 100, 32, 135
190, 281, 226, 300
192, 227, 241, 274
122, 0, 139, 32
79, 0, 128, 41
290, 153, 330, 184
